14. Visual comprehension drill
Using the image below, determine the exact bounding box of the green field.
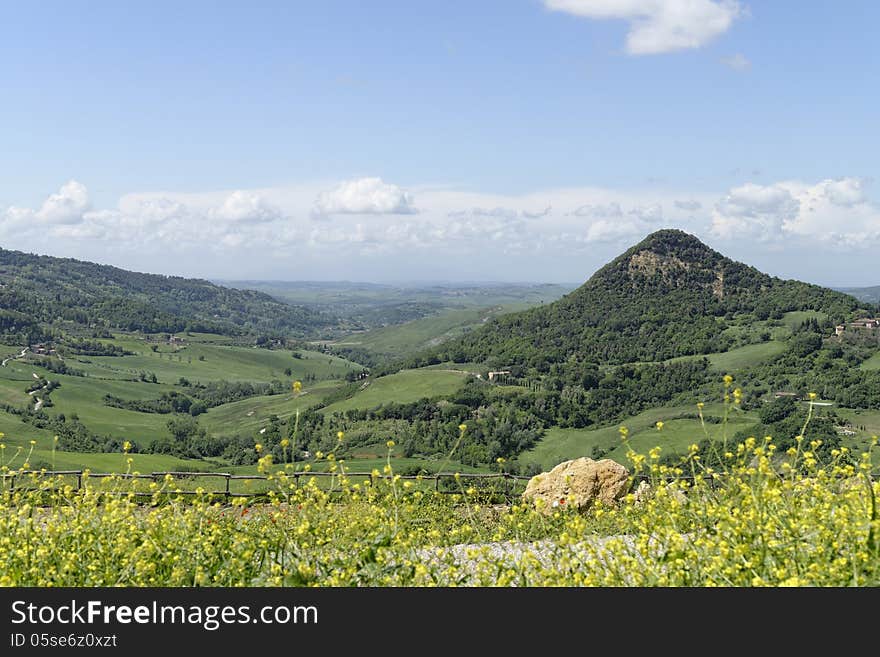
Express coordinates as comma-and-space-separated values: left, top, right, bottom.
321, 369, 472, 414
423, 362, 488, 374
0, 412, 57, 447
332, 306, 527, 357
659, 339, 787, 372
860, 350, 880, 371
1, 440, 208, 473
834, 408, 880, 452
782, 310, 827, 329
0, 335, 477, 472
83, 342, 360, 384
520, 403, 758, 471
0, 334, 368, 470
706, 341, 788, 371
200, 381, 341, 437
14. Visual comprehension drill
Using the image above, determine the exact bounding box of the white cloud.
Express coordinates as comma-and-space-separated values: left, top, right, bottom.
544, 0, 744, 55
721, 52, 750, 70
711, 178, 880, 244
570, 204, 662, 243
821, 177, 866, 207
712, 182, 799, 240
313, 177, 417, 216
118, 196, 187, 224
2, 180, 91, 226
213, 190, 281, 223
5, 174, 879, 282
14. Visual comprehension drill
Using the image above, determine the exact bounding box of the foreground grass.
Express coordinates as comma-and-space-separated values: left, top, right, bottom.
2, 428, 878, 586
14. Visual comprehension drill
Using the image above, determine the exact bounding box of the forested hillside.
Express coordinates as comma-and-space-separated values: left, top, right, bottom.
425, 230, 861, 369
0, 247, 339, 341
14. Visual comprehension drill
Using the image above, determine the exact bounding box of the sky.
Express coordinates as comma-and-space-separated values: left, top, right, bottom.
1, 0, 878, 286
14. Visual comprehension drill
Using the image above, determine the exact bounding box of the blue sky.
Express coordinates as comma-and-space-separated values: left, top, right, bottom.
1, 1, 878, 285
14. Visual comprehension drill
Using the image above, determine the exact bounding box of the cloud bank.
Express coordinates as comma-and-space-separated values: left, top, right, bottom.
544, 0, 744, 54
2, 174, 878, 282
710, 178, 880, 245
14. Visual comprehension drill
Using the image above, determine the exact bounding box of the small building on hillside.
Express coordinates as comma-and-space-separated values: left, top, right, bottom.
488, 370, 512, 382
849, 318, 880, 329
773, 391, 799, 400
835, 324, 846, 337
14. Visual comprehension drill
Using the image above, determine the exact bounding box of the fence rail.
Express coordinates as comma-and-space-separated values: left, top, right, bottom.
2, 468, 875, 503
0, 469, 533, 501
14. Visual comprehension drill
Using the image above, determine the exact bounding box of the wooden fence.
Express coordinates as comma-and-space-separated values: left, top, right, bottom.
0, 469, 533, 501
2, 469, 875, 503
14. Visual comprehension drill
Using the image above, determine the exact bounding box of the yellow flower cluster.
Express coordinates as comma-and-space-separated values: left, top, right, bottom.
0, 385, 877, 587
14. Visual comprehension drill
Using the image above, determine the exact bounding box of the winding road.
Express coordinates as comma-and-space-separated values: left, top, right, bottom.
2, 346, 29, 367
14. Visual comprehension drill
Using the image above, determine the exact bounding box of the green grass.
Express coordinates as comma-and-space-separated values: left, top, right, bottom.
782, 310, 827, 329
200, 381, 341, 437
83, 344, 359, 384
320, 369, 472, 414
520, 403, 758, 471
423, 362, 487, 374
635, 337, 789, 373
834, 408, 880, 452
1, 442, 207, 473
706, 341, 787, 371
1, 339, 367, 452
42, 374, 177, 442
860, 350, 880, 371
602, 416, 756, 464
0, 413, 57, 448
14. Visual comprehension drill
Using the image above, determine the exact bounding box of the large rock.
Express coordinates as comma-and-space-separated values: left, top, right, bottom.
523, 458, 630, 513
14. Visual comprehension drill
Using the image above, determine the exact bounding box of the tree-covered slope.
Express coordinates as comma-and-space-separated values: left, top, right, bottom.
429, 230, 861, 368
0, 247, 336, 340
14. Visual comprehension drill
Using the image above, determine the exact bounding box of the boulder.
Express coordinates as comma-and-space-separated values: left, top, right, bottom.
523, 457, 630, 514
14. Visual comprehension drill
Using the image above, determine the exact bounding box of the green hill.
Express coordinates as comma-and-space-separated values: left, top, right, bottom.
425, 230, 860, 369
838, 285, 880, 304
0, 247, 339, 341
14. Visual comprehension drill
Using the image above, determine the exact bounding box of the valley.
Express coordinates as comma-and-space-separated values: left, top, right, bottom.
1, 230, 879, 479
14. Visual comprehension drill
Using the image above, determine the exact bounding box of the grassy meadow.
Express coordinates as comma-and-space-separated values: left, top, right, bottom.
320, 369, 472, 414
519, 402, 759, 470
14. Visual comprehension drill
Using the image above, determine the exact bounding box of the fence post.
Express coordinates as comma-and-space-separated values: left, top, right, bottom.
225, 474, 230, 500
77, 471, 82, 492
